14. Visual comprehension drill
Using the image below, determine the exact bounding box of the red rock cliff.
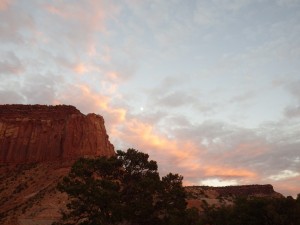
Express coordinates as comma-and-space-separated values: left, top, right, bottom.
0, 104, 115, 163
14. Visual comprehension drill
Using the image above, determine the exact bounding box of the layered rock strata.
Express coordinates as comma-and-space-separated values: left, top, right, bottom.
0, 104, 115, 163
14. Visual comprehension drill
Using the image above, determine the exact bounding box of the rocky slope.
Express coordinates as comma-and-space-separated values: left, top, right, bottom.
0, 104, 115, 225
0, 161, 71, 225
0, 104, 114, 163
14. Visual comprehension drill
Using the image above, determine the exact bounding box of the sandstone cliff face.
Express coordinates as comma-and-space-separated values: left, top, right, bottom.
0, 104, 115, 225
0, 104, 115, 163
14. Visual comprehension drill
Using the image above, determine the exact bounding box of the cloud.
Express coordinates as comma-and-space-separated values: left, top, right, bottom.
276, 0, 300, 6
284, 80, 300, 118
201, 178, 238, 186
0, 0, 12, 11
0, 71, 63, 105
193, 2, 219, 26
272, 175, 300, 197
154, 91, 198, 108
73, 63, 89, 74
288, 80, 300, 100
285, 105, 300, 118
0, 1, 35, 43
0, 52, 25, 75
144, 76, 218, 116
42, 0, 121, 52
229, 91, 255, 103
269, 170, 300, 181
56, 84, 126, 126
44, 1, 106, 32
22, 73, 64, 104
0, 0, 299, 198
100, 98, 299, 196
0, 89, 25, 104
212, 0, 252, 11
108, 114, 267, 189
203, 165, 256, 178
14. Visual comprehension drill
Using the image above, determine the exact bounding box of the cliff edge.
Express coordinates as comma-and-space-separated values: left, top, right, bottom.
0, 104, 115, 163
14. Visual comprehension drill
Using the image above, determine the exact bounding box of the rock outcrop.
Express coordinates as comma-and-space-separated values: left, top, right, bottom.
0, 104, 115, 163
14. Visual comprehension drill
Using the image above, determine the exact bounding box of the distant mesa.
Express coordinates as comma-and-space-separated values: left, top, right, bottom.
185, 184, 283, 199
185, 184, 284, 211
0, 104, 115, 164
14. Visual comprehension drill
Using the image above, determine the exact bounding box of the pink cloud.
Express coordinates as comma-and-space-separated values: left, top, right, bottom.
218, 141, 270, 162
52, 83, 299, 197
0, 0, 12, 11
203, 165, 256, 178
44, 0, 120, 33
73, 63, 89, 74
56, 84, 126, 125
273, 175, 300, 198
113, 117, 260, 186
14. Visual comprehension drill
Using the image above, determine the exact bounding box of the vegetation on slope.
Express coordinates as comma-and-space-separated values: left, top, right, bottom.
199, 195, 300, 225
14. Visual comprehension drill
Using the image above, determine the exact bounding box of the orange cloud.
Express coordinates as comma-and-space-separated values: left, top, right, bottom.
55, 83, 261, 187
273, 175, 300, 197
57, 84, 126, 125
115, 117, 259, 184
77, 84, 126, 123
115, 118, 208, 176
119, 119, 199, 158
74, 63, 88, 74
106, 72, 119, 81
203, 165, 256, 178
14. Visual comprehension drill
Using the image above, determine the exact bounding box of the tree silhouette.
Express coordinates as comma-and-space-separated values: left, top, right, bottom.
54, 149, 188, 225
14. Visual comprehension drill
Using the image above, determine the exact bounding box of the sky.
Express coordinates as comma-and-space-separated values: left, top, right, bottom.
1, 0, 300, 197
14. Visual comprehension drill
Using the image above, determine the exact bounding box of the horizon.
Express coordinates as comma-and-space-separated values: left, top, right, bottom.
0, 0, 299, 197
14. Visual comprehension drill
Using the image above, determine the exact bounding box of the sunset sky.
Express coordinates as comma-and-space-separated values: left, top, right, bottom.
1, 0, 300, 197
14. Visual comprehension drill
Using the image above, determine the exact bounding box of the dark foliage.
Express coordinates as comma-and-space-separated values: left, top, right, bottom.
54, 149, 189, 225
198, 195, 300, 225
